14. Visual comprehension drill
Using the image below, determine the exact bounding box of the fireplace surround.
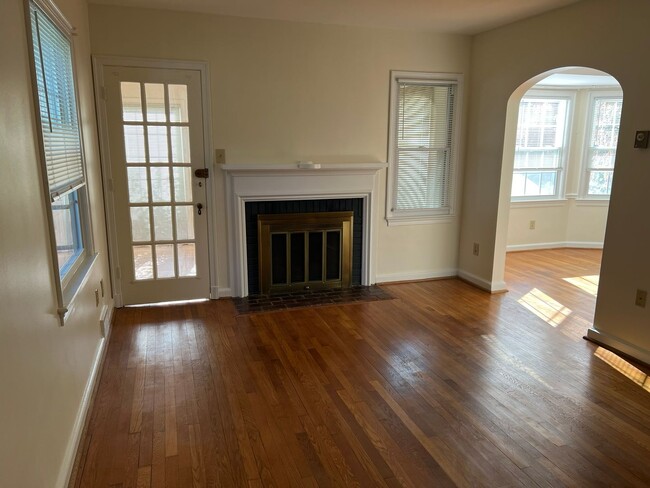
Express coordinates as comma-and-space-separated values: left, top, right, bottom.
221, 162, 386, 297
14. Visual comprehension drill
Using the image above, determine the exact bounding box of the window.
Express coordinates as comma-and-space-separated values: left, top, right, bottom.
27, 0, 94, 322
386, 71, 461, 224
583, 95, 622, 197
511, 95, 571, 199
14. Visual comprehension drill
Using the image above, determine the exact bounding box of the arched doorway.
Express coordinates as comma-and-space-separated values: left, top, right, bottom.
495, 67, 623, 331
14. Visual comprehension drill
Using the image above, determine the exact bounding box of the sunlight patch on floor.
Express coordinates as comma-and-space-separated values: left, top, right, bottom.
563, 275, 599, 297
595, 347, 650, 393
518, 288, 572, 327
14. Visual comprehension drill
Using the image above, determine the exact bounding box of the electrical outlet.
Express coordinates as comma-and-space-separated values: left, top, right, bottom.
215, 148, 226, 164
529, 220, 536, 230
473, 242, 480, 256
635, 289, 647, 308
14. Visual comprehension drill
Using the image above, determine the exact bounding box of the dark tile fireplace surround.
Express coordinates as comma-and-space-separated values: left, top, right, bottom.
244, 198, 364, 295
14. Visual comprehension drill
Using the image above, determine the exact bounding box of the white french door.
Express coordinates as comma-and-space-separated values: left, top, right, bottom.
102, 65, 211, 305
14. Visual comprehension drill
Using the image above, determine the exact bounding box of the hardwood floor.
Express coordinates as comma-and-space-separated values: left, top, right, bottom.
72, 249, 650, 487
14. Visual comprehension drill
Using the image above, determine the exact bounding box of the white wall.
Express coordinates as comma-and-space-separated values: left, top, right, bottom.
0, 0, 112, 485
460, 0, 650, 363
87, 4, 472, 287
507, 201, 609, 250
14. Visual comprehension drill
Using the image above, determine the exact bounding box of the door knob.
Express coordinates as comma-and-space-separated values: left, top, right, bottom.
197, 203, 203, 215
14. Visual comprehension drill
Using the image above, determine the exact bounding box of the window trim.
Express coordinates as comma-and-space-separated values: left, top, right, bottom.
385, 70, 463, 226
510, 90, 575, 202
25, 0, 97, 325
579, 90, 623, 200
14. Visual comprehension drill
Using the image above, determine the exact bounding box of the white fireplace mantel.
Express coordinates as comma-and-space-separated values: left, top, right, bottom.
221, 162, 387, 297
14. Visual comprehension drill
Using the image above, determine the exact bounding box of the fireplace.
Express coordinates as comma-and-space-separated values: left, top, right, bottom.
221, 162, 386, 297
258, 211, 353, 294
244, 198, 363, 295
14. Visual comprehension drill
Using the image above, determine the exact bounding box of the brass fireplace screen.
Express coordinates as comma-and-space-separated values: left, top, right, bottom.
258, 211, 353, 295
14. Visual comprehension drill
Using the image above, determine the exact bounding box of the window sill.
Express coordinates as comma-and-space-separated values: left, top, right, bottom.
510, 199, 567, 208
386, 214, 456, 226
59, 252, 99, 326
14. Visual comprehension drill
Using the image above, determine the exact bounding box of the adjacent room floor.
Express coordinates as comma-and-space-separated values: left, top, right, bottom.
72, 249, 650, 487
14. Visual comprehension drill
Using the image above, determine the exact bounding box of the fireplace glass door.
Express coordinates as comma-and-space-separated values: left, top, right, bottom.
258, 212, 353, 294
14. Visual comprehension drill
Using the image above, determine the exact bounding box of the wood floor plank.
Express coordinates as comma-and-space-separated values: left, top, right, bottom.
74, 249, 650, 487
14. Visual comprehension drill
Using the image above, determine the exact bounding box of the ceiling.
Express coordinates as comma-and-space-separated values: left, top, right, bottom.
89, 0, 582, 35
537, 72, 621, 88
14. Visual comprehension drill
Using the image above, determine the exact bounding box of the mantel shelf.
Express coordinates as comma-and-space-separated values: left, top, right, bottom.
220, 162, 387, 175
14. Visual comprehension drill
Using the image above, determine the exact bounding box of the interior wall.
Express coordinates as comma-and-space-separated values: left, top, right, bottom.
460, 0, 650, 362
87, 4, 472, 287
0, 0, 112, 486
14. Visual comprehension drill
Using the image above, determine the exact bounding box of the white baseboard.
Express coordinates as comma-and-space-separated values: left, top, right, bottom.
99, 304, 113, 338
457, 269, 508, 293
507, 241, 603, 252
58, 308, 113, 488
58, 338, 107, 487
586, 327, 650, 366
217, 287, 233, 298
376, 268, 457, 284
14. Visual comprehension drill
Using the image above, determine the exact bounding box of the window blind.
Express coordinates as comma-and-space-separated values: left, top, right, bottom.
30, 3, 84, 201
395, 81, 456, 211
514, 98, 567, 170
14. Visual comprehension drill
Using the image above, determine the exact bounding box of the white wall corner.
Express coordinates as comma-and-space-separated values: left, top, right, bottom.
586, 327, 650, 366
457, 269, 508, 293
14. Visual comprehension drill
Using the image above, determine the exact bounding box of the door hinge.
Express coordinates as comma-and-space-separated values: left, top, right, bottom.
107, 178, 114, 192
194, 168, 209, 179
115, 266, 121, 280
100, 85, 106, 100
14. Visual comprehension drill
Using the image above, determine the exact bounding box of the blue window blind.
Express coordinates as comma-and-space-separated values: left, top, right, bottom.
30, 2, 85, 201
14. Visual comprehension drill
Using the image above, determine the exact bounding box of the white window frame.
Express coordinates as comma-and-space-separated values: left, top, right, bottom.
511, 90, 575, 202
25, 0, 97, 325
579, 90, 623, 200
385, 71, 463, 226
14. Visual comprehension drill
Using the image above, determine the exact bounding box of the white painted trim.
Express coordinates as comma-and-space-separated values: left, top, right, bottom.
92, 56, 217, 306
510, 199, 568, 208
99, 304, 113, 338
386, 216, 456, 226
457, 269, 508, 293
587, 328, 650, 366
506, 241, 603, 252
217, 287, 233, 297
222, 162, 385, 297
220, 162, 387, 175
376, 268, 457, 283
58, 312, 112, 488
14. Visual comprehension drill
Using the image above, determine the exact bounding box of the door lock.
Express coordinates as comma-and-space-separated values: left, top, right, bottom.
197, 203, 203, 215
